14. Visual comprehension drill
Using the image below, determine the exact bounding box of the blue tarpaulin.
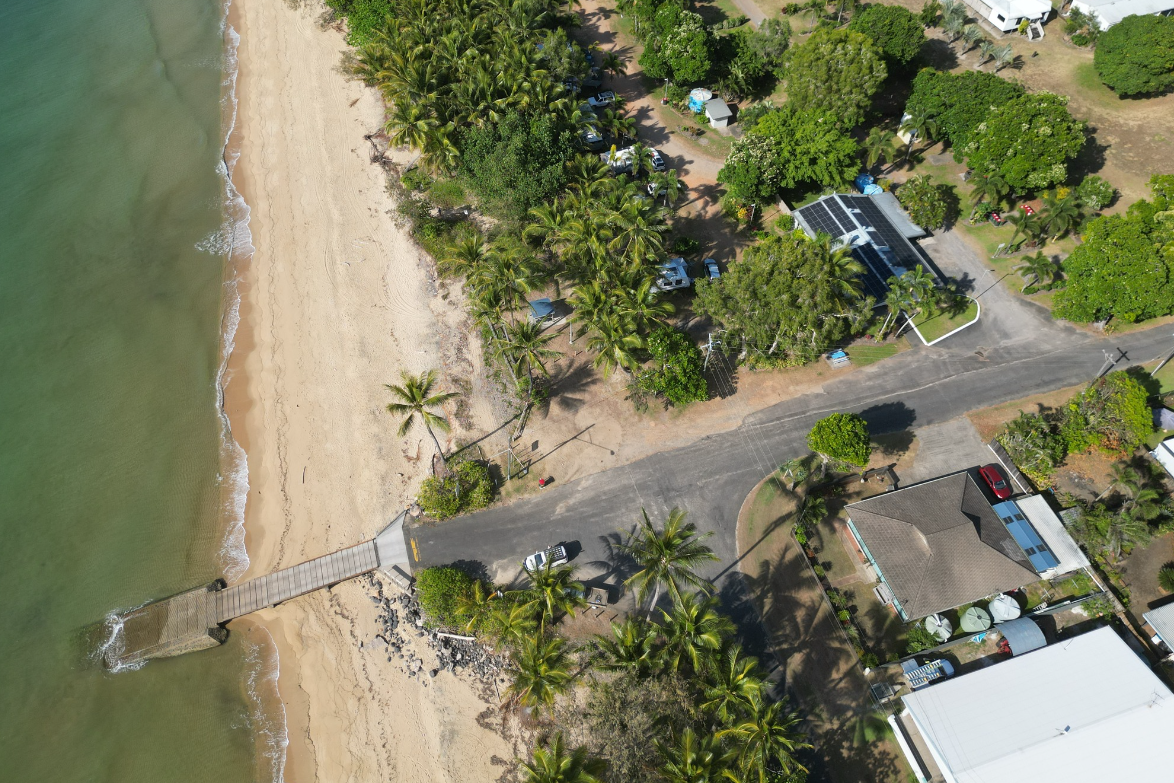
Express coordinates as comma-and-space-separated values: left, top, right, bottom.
528, 298, 554, 321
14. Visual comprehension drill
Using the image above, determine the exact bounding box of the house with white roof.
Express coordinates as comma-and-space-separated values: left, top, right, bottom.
1067, 0, 1174, 28
963, 0, 1052, 32
892, 626, 1174, 783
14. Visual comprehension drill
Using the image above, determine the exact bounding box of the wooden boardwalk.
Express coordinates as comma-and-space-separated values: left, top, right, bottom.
214, 540, 379, 623
106, 513, 410, 668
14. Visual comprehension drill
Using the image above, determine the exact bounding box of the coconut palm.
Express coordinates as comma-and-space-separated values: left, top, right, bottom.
717, 694, 811, 783
899, 109, 938, 165
649, 169, 683, 208
969, 173, 1008, 218
489, 598, 540, 649
521, 733, 605, 783
878, 278, 914, 339
499, 319, 561, 396
796, 495, 828, 530
660, 591, 734, 674
701, 643, 764, 724
600, 51, 625, 78
1159, 564, 1174, 594
863, 127, 897, 173
658, 728, 733, 783
526, 562, 586, 625
1097, 463, 1143, 501
385, 370, 459, 464
385, 103, 439, 150
619, 508, 719, 619
441, 234, 494, 279
593, 616, 663, 676
454, 580, 498, 633
1041, 192, 1081, 240
1005, 209, 1044, 251
1013, 252, 1058, 289
507, 635, 573, 713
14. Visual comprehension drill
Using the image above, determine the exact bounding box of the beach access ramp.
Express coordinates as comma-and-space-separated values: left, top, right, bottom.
104, 511, 413, 669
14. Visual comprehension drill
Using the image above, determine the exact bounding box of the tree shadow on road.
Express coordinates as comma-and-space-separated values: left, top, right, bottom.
858, 401, 917, 435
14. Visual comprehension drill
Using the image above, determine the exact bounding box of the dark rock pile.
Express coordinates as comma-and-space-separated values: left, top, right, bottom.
362, 575, 507, 686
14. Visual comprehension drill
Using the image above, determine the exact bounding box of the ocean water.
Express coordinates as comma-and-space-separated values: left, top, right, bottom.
0, 0, 274, 780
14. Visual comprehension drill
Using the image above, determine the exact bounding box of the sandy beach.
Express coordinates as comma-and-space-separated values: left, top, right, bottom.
225, 0, 513, 779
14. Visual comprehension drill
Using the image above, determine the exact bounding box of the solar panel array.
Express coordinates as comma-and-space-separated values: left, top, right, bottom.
851, 245, 891, 300
796, 200, 845, 238
846, 196, 922, 268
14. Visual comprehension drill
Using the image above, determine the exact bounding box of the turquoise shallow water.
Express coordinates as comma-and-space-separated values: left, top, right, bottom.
0, 0, 268, 779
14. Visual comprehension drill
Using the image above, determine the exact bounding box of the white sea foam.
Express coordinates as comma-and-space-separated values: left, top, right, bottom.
242, 627, 289, 783
95, 605, 148, 673
213, 16, 253, 585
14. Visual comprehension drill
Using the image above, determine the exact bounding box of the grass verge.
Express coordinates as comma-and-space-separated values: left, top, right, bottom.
912, 299, 979, 344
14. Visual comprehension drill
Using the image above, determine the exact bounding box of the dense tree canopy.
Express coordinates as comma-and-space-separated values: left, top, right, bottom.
905, 68, 1025, 154
1054, 188, 1174, 323
459, 112, 574, 219
781, 27, 887, 128
807, 413, 873, 469
717, 106, 858, 203
694, 233, 870, 364
637, 327, 709, 406
895, 174, 953, 229
1094, 14, 1174, 97
963, 92, 1085, 192
638, 3, 715, 84
848, 4, 926, 67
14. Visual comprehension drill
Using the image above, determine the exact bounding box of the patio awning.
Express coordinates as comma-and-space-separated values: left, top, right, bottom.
1000, 617, 1046, 655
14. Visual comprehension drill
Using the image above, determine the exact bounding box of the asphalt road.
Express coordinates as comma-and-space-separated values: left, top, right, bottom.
408, 315, 1173, 593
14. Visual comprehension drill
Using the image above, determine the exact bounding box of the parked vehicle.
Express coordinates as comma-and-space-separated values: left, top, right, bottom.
562, 77, 580, 95
583, 66, 602, 88
586, 90, 615, 109
703, 258, 720, 279
655, 257, 691, 292
649, 148, 666, 172
580, 127, 604, 151
524, 544, 569, 572
979, 464, 1012, 499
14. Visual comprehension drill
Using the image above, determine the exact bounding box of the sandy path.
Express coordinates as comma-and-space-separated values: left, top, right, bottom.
225, 0, 510, 779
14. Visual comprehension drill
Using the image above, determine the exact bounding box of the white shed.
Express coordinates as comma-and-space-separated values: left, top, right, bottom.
704, 98, 733, 129
1152, 436, 1174, 479
964, 0, 1052, 31
1068, 0, 1174, 28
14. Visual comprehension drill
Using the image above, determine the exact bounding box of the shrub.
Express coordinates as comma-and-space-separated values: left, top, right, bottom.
1071, 33, 1090, 47
1063, 371, 1152, 456
1094, 14, 1174, 97
637, 327, 709, 406
814, 565, 827, 578
415, 566, 475, 627
905, 623, 938, 654
1082, 595, 1113, 618
895, 174, 954, 229
672, 236, 701, 255
860, 651, 880, 668
775, 213, 794, 232
997, 411, 1066, 480
807, 412, 872, 469
417, 460, 496, 520
1076, 175, 1115, 211
401, 167, 432, 192
1159, 564, 1174, 593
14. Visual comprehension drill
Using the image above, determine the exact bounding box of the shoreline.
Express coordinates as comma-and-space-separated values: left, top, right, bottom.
221, 0, 513, 779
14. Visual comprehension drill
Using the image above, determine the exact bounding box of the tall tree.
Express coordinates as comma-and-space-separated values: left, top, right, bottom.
521, 733, 605, 783
1094, 14, 1174, 97
781, 28, 887, 128
525, 562, 586, 626
701, 643, 764, 724
848, 4, 927, 67
385, 370, 460, 464
717, 694, 811, 783
619, 508, 718, 619
969, 173, 1008, 218
965, 92, 1085, 192
1014, 251, 1059, 289
658, 728, 733, 783
806, 412, 872, 473
499, 319, 561, 397
507, 635, 573, 713
899, 108, 938, 165
593, 617, 663, 676
660, 591, 734, 674
863, 127, 897, 173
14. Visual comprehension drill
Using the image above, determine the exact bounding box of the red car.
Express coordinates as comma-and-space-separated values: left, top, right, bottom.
979, 464, 1012, 499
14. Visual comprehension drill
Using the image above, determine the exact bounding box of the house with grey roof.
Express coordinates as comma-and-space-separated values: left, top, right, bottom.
845, 473, 1040, 621
1143, 601, 1174, 657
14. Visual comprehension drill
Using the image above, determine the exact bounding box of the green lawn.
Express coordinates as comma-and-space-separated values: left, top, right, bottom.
847, 342, 902, 366
1153, 361, 1174, 394
911, 299, 980, 344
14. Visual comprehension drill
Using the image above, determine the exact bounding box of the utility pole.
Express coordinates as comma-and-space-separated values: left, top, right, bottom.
1150, 333, 1174, 377
1097, 348, 1123, 378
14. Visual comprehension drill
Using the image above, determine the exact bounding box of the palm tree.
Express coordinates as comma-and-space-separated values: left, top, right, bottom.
961, 24, 984, 53
878, 278, 914, 340
994, 43, 1016, 72
1041, 191, 1081, 240
969, 174, 1008, 219
526, 562, 586, 625
804, 0, 825, 30
1013, 252, 1058, 289
978, 39, 998, 67
718, 694, 811, 783
944, 13, 966, 41
507, 635, 573, 713
499, 319, 561, 397
658, 728, 732, 783
796, 495, 828, 530
385, 370, 459, 464
940, 0, 967, 26
649, 169, 683, 209
521, 733, 605, 783
385, 103, 438, 150
899, 109, 937, 166
489, 598, 540, 649
863, 127, 896, 173
593, 616, 663, 676
455, 580, 499, 633
619, 508, 719, 619
701, 643, 764, 724
1005, 209, 1044, 251
441, 233, 494, 279
1097, 463, 1142, 501
600, 51, 625, 78
660, 591, 734, 674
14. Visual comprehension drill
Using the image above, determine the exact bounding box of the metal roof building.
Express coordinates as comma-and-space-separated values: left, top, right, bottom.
899, 626, 1174, 783
1143, 601, 1174, 651
793, 193, 930, 302
1068, 0, 1174, 28
845, 474, 1039, 621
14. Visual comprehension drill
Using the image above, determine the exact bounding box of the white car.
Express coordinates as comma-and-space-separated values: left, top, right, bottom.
524, 545, 569, 572
586, 90, 615, 109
